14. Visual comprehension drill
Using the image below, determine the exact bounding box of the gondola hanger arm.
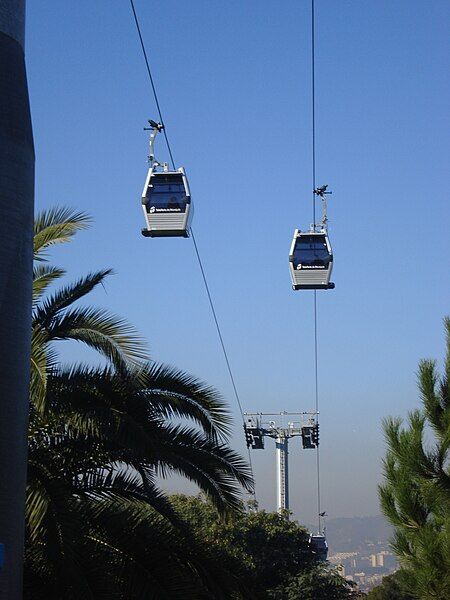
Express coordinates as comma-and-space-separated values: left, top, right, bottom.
144, 119, 168, 170
313, 184, 332, 232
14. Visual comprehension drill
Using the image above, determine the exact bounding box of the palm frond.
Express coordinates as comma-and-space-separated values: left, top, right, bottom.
34, 207, 91, 261
150, 424, 253, 514
33, 270, 113, 327
141, 362, 232, 439
27, 338, 251, 596
44, 366, 252, 512
33, 264, 65, 306
83, 492, 242, 599
45, 364, 226, 449
44, 307, 148, 368
26, 462, 96, 598
30, 329, 58, 413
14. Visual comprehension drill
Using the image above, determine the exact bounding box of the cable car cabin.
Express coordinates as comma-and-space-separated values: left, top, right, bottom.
244, 417, 265, 449
289, 230, 334, 290
301, 426, 316, 449
141, 167, 193, 237
310, 534, 328, 561
244, 426, 264, 450
248, 428, 264, 450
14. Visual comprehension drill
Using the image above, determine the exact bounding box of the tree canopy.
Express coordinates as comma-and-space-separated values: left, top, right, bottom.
366, 571, 414, 600
170, 494, 358, 599
25, 209, 253, 599
273, 564, 359, 600
378, 318, 450, 599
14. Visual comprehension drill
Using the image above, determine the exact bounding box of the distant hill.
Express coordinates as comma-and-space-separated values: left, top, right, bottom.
307, 515, 394, 554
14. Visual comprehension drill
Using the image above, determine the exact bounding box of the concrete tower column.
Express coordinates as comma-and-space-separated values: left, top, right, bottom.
276, 435, 289, 514
0, 1, 34, 597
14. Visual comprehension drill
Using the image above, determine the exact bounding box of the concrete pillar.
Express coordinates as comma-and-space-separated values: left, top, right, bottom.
0, 2, 34, 597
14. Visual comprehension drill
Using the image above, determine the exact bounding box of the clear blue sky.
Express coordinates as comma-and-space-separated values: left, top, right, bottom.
26, 0, 449, 524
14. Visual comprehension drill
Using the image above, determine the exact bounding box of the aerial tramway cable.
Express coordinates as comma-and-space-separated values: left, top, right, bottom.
311, 0, 324, 537
128, 0, 257, 500
129, 0, 176, 171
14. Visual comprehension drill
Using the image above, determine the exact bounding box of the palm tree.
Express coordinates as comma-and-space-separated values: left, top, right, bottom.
25, 208, 253, 598
26, 365, 252, 599
31, 207, 147, 410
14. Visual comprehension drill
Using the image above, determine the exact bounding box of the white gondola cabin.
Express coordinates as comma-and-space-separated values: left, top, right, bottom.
141, 167, 193, 237
289, 185, 334, 290
289, 230, 334, 290
140, 120, 193, 238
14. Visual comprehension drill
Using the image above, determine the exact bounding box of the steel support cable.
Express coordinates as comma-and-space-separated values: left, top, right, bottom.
190, 229, 245, 420
311, 0, 323, 534
314, 291, 321, 530
311, 0, 317, 227
128, 0, 257, 500
129, 0, 176, 170
190, 229, 257, 499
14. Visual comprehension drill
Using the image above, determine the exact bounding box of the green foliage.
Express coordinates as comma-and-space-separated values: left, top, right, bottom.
271, 564, 359, 599
31, 208, 147, 410
231, 509, 315, 592
366, 571, 413, 600
171, 494, 357, 599
26, 366, 252, 598
25, 207, 367, 598
378, 318, 450, 600
25, 210, 254, 598
33, 206, 91, 261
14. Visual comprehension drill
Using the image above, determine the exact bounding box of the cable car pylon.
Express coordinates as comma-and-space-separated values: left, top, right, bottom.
244, 411, 327, 560
244, 413, 319, 508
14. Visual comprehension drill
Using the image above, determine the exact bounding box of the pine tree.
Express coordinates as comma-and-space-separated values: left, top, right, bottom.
379, 318, 450, 599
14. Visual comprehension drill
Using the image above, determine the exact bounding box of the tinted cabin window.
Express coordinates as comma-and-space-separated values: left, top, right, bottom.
311, 536, 328, 559
293, 235, 330, 269
146, 175, 188, 212
311, 537, 327, 551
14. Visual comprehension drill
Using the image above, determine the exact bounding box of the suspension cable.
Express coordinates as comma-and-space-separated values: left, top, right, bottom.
129, 0, 176, 171
190, 230, 245, 419
128, 0, 257, 499
311, 0, 323, 534
190, 228, 257, 495
311, 0, 316, 228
